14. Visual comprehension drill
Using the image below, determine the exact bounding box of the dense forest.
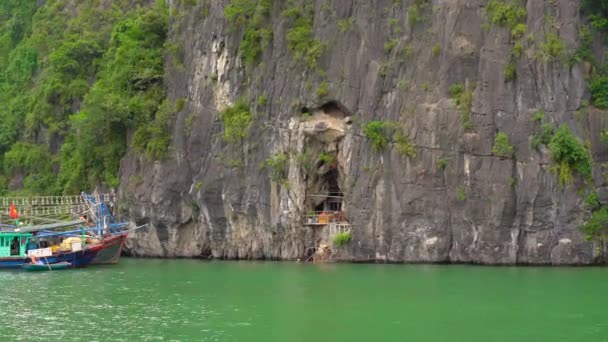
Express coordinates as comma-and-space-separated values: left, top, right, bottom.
0, 0, 172, 195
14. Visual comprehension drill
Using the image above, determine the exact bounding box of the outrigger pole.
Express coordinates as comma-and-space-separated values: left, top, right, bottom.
11, 220, 83, 233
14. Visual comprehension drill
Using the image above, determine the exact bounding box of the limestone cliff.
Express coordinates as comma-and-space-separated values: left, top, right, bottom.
119, 0, 608, 264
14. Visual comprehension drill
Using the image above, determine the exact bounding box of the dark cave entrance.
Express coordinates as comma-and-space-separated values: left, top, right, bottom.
313, 168, 343, 212
318, 100, 350, 119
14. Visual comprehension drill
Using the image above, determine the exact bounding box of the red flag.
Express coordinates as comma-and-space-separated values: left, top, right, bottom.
9, 203, 18, 219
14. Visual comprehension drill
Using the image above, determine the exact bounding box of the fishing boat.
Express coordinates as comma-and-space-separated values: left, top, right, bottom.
21, 261, 71, 272
0, 193, 137, 270
81, 193, 130, 265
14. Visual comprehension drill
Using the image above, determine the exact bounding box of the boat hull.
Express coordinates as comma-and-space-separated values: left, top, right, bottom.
0, 258, 28, 269
90, 232, 128, 265
52, 248, 99, 267
0, 247, 99, 269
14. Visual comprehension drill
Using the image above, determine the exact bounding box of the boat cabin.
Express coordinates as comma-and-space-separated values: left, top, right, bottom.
0, 233, 32, 258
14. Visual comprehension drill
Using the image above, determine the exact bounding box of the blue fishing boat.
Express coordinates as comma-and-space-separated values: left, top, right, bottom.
0, 222, 105, 269
0, 193, 136, 270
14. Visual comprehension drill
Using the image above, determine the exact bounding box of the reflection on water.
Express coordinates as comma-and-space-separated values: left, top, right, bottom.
1, 259, 607, 341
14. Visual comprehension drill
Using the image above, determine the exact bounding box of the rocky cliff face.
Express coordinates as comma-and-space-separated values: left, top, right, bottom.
119, 0, 608, 264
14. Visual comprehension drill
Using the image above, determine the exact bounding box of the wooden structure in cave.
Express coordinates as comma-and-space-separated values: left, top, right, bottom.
302, 191, 351, 264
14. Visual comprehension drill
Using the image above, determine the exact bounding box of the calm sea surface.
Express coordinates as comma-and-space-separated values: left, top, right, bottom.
1, 259, 607, 341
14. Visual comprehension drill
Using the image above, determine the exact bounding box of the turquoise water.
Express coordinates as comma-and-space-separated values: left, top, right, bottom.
1, 259, 607, 341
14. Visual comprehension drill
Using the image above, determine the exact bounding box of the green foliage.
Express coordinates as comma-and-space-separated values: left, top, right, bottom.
67, 3, 169, 188
511, 23, 526, 38
318, 152, 335, 165
585, 191, 600, 209
224, 0, 273, 66
569, 26, 594, 66
449, 83, 474, 131
601, 130, 608, 145
282, 3, 326, 70
431, 43, 441, 57
3, 142, 57, 194
486, 0, 526, 64
530, 123, 554, 150
338, 17, 354, 33
363, 121, 415, 157
332, 232, 351, 247
195, 181, 204, 191
316, 80, 329, 97
456, 186, 467, 201
220, 99, 253, 143
394, 130, 416, 158
548, 125, 593, 186
492, 132, 514, 158
389, 17, 399, 27
363, 121, 391, 151
581, 0, 608, 36
180, 0, 198, 7
512, 40, 523, 58
379, 63, 389, 77
504, 61, 516, 81
256, 94, 268, 107
224, 0, 252, 24
402, 44, 413, 60
575, 4, 608, 108
531, 109, 544, 122
580, 207, 608, 243
265, 152, 289, 183
175, 98, 186, 112
449, 83, 464, 97
538, 32, 565, 62
485, 0, 527, 30
0, 1, 38, 72
590, 73, 608, 109
437, 157, 448, 171
384, 38, 398, 54
0, 1, 170, 194
225, 158, 243, 168
132, 99, 176, 160
408, 0, 430, 28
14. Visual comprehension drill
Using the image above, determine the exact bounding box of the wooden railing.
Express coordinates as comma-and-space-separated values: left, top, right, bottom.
302, 211, 348, 225
329, 222, 351, 235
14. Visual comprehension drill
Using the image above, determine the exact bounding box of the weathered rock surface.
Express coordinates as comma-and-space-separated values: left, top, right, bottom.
120, 0, 607, 264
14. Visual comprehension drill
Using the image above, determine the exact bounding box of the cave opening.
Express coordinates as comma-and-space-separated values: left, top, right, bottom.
318, 100, 350, 118
313, 169, 343, 212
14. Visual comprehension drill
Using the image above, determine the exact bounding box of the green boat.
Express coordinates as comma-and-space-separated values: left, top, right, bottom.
20, 261, 71, 271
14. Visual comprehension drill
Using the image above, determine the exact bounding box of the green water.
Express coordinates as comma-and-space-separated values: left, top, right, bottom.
1, 259, 607, 341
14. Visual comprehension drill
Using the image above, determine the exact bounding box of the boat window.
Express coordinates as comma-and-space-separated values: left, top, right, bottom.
10, 237, 20, 256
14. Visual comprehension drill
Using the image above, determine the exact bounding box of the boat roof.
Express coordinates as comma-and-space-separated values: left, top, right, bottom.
0, 232, 33, 237
4, 220, 83, 233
